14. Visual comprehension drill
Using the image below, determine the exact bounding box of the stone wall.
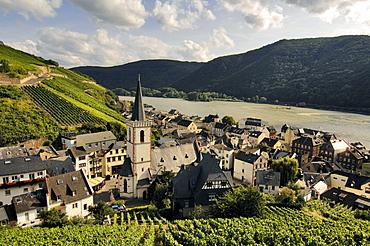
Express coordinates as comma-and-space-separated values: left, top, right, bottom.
0, 74, 20, 84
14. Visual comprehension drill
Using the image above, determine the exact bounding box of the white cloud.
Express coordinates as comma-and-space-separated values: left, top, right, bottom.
153, 0, 215, 32
282, 0, 370, 24
0, 0, 62, 20
178, 40, 211, 61
129, 35, 174, 58
68, 0, 148, 30
218, 0, 284, 31
11, 40, 39, 55
22, 27, 131, 67
210, 27, 235, 49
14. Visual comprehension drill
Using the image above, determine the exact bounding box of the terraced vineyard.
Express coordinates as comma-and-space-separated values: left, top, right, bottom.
22, 85, 105, 126
1, 201, 370, 245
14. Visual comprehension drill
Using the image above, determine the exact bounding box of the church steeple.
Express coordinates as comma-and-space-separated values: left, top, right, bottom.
131, 74, 146, 121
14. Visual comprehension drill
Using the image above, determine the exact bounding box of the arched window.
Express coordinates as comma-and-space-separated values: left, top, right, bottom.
140, 130, 145, 143
123, 179, 128, 193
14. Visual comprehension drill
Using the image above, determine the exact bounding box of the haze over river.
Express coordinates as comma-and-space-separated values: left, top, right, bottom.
120, 96, 370, 148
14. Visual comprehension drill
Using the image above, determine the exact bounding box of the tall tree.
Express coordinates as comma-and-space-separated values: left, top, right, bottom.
222, 115, 237, 126
271, 157, 299, 186
209, 184, 266, 218
88, 201, 114, 224
39, 208, 70, 228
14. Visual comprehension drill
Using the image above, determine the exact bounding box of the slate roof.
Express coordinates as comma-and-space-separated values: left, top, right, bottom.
227, 127, 245, 135
46, 170, 93, 205
249, 131, 263, 138
235, 151, 259, 164
246, 118, 262, 126
177, 119, 193, 127
260, 138, 280, 148
12, 192, 46, 214
256, 170, 281, 186
272, 149, 294, 160
131, 75, 146, 121
44, 156, 75, 177
0, 146, 29, 160
212, 144, 233, 152
331, 170, 370, 190
301, 160, 337, 174
214, 122, 228, 130
76, 131, 116, 147
152, 143, 198, 173
0, 155, 46, 176
293, 136, 323, 146
119, 157, 134, 177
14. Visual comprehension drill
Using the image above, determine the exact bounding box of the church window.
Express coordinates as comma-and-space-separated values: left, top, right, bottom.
140, 130, 145, 142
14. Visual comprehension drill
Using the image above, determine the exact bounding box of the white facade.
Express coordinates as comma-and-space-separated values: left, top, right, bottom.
1, 182, 44, 205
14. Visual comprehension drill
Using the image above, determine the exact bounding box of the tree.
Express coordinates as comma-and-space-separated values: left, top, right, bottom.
209, 184, 266, 218
271, 157, 299, 186
149, 171, 175, 210
107, 121, 126, 141
0, 59, 10, 73
39, 208, 70, 228
88, 201, 114, 224
222, 115, 237, 126
277, 186, 305, 209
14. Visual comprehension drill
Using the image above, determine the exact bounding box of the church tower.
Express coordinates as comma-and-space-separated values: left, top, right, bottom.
119, 75, 152, 199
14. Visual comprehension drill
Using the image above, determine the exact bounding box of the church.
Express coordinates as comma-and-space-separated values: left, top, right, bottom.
118, 75, 152, 199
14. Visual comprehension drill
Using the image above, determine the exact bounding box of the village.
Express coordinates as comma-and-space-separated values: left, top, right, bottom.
1, 78, 370, 226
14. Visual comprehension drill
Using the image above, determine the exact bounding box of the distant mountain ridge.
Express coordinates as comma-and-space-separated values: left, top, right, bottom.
72, 35, 370, 112
70, 60, 204, 90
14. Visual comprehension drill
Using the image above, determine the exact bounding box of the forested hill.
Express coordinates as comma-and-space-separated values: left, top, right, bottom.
72, 35, 370, 112
70, 60, 204, 90
172, 35, 370, 110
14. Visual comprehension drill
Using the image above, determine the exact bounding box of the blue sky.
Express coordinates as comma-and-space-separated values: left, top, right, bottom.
1, 0, 370, 68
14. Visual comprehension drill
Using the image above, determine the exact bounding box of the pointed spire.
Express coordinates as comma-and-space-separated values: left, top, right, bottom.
131, 74, 146, 121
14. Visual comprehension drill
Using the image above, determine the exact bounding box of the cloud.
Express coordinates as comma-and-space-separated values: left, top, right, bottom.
218, 0, 284, 31
178, 40, 211, 61
20, 27, 131, 67
282, 0, 370, 24
153, 0, 216, 32
210, 27, 235, 49
68, 0, 148, 30
129, 35, 174, 58
0, 0, 62, 20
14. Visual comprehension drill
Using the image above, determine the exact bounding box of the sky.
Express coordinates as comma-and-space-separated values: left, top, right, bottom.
1, 0, 370, 68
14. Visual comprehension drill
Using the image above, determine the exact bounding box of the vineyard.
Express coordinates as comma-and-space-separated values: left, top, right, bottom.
22, 85, 105, 126
1, 201, 370, 245
42, 77, 125, 122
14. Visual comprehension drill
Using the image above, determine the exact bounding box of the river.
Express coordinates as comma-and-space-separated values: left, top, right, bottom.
119, 96, 370, 148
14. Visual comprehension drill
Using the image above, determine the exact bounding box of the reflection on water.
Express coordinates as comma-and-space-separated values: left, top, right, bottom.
120, 96, 370, 148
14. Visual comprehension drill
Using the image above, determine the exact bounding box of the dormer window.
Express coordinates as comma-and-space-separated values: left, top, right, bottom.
173, 156, 177, 160
72, 190, 76, 196
56, 179, 63, 185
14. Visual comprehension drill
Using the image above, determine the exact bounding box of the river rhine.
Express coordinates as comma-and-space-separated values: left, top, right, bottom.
120, 96, 370, 148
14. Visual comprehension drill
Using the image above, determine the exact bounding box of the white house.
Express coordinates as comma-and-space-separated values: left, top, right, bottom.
45, 170, 94, 218
233, 151, 269, 184
210, 144, 234, 170
0, 156, 47, 206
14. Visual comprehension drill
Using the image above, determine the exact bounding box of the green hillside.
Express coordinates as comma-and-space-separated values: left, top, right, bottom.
172, 35, 370, 111
0, 43, 125, 147
71, 59, 204, 90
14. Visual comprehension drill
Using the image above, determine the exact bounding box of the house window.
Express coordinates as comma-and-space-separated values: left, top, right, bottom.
242, 169, 244, 173
184, 200, 189, 208
141, 168, 144, 172
79, 156, 86, 160
112, 157, 116, 162
107, 157, 111, 163
72, 203, 78, 208
37, 172, 43, 176
39, 183, 43, 188
3, 177, 9, 184
23, 188, 29, 193
25, 212, 29, 221
259, 187, 264, 192
265, 185, 268, 190
271, 186, 275, 190
5, 190, 11, 196
12, 176, 18, 181
116, 149, 119, 154
118, 156, 122, 161
20, 175, 24, 179
29, 174, 35, 180
84, 204, 88, 210
209, 193, 216, 202
79, 163, 86, 168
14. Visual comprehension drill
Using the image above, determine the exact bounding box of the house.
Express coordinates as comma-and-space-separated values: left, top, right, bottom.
260, 138, 282, 150
238, 118, 264, 131
66, 131, 126, 179
248, 131, 267, 148
336, 147, 364, 172
12, 191, 46, 225
292, 136, 324, 163
211, 122, 229, 137
279, 124, 299, 151
203, 114, 220, 123
0, 146, 29, 159
172, 153, 233, 217
45, 170, 94, 218
255, 170, 280, 196
319, 139, 351, 163
330, 170, 370, 198
210, 144, 234, 170
233, 150, 269, 184
0, 156, 47, 205
177, 120, 199, 133
321, 187, 370, 210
